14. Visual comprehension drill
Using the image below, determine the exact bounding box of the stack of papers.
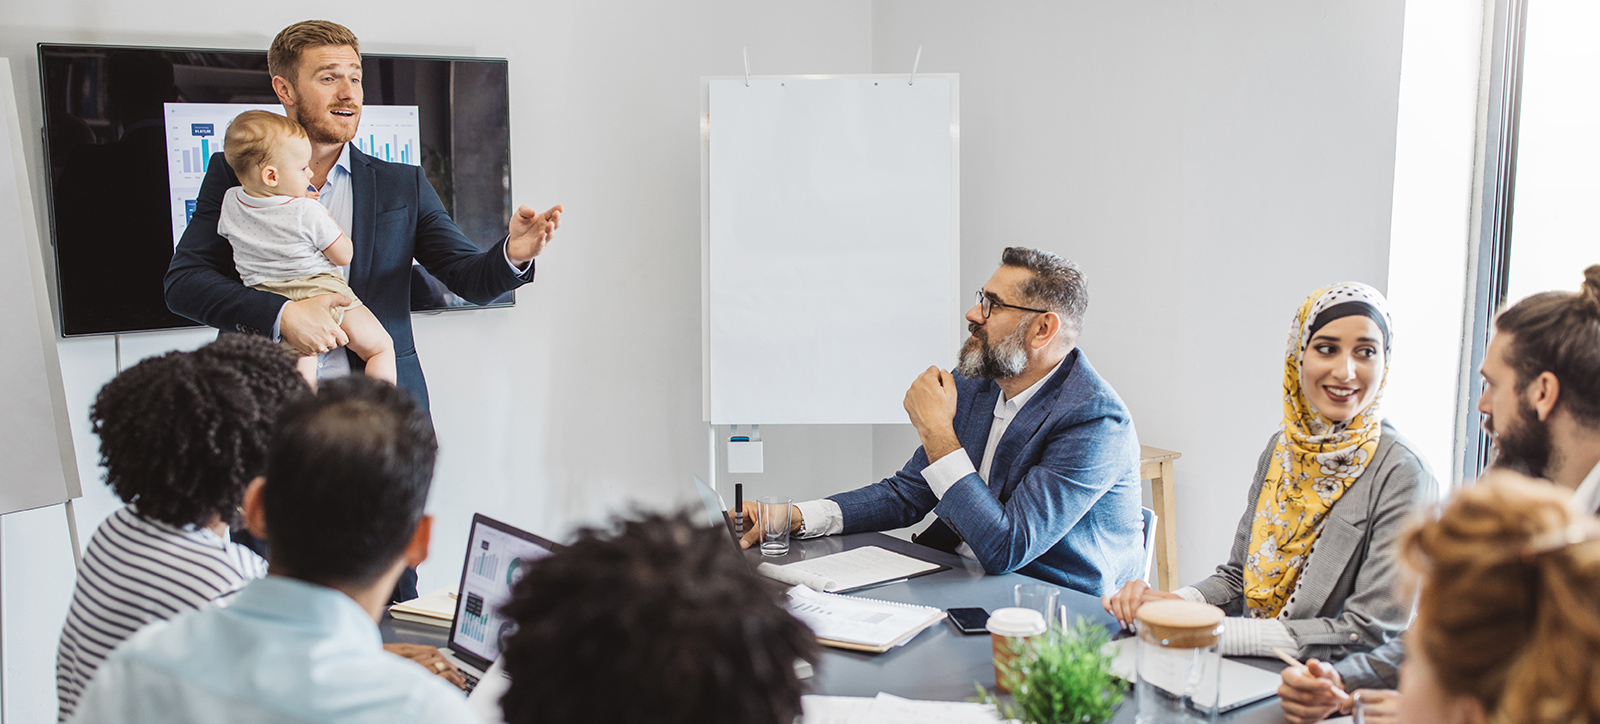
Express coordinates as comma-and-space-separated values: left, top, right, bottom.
388, 587, 457, 627
802, 693, 1011, 724
786, 585, 945, 653
759, 546, 946, 593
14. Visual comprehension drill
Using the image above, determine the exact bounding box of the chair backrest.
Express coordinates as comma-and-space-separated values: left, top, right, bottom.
1141, 507, 1159, 585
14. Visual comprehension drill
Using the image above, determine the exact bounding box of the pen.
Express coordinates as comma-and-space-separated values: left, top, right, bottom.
1272, 648, 1352, 702
734, 483, 744, 536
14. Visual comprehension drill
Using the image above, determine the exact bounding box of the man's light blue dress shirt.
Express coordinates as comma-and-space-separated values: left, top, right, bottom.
67, 575, 478, 724
271, 143, 527, 381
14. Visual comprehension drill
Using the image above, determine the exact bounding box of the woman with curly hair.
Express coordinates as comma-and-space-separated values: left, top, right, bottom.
1399, 471, 1600, 724
55, 334, 307, 721
1104, 283, 1436, 666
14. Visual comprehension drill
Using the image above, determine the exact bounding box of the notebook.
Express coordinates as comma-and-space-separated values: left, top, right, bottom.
786, 585, 946, 653
388, 587, 457, 627
758, 546, 950, 594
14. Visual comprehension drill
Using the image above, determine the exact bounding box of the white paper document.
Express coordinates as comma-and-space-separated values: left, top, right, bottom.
759, 546, 942, 593
802, 693, 1009, 724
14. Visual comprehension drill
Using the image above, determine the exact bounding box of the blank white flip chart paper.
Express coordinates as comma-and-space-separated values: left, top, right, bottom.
706, 76, 960, 425
0, 58, 80, 513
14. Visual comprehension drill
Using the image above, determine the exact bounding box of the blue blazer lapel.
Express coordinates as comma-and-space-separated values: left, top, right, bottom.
987, 350, 1080, 499
347, 146, 376, 298
957, 379, 1001, 473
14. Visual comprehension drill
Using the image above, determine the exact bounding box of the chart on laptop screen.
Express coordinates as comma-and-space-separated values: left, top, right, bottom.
161, 103, 420, 248
454, 524, 552, 661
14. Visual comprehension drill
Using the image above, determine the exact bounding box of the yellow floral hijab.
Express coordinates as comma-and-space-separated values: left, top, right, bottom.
1243, 283, 1392, 619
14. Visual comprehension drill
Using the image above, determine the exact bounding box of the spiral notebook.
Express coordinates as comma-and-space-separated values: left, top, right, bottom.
786, 585, 946, 653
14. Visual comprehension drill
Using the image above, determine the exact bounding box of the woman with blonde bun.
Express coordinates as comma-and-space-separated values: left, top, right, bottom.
1399, 470, 1600, 724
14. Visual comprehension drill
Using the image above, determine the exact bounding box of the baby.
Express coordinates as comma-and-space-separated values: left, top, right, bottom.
218, 110, 395, 385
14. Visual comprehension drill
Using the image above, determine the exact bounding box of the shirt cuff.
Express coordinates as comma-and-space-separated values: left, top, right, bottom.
1174, 586, 1205, 604
794, 499, 843, 538
503, 237, 532, 274
1218, 617, 1297, 658
270, 301, 287, 342
922, 448, 977, 499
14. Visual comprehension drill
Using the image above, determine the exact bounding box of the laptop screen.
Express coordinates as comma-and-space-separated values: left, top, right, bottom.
448, 514, 558, 668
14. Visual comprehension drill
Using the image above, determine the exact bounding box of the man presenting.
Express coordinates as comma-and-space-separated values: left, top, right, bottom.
741, 247, 1144, 596
166, 20, 562, 413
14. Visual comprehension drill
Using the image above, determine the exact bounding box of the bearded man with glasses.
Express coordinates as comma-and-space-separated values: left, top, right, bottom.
736, 247, 1143, 596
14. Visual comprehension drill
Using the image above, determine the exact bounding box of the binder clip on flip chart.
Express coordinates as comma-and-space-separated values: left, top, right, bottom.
728, 425, 764, 474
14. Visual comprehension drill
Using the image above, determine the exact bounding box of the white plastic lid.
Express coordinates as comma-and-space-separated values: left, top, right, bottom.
986, 607, 1047, 637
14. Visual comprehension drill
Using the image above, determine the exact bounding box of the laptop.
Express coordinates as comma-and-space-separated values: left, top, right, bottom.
693, 474, 743, 546
441, 513, 560, 693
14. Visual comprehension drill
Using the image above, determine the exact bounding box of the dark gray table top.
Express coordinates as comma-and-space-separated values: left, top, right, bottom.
380, 531, 1288, 723
744, 533, 1289, 724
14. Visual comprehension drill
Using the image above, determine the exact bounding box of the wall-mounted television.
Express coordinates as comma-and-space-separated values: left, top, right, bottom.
38, 43, 513, 336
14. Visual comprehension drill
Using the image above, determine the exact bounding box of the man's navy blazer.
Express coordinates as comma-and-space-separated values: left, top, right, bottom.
828, 349, 1145, 596
165, 147, 533, 412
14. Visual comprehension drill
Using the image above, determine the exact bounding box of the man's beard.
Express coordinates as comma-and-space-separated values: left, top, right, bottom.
294, 104, 360, 145
954, 320, 1030, 380
1488, 395, 1554, 479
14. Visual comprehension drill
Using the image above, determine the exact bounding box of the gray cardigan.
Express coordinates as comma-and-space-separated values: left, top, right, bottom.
1191, 420, 1437, 663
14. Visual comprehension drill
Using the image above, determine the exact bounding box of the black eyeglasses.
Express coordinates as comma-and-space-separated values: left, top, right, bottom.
975, 291, 1049, 320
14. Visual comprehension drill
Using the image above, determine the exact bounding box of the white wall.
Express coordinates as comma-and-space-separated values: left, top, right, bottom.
871, 0, 1407, 586
0, 1, 1417, 720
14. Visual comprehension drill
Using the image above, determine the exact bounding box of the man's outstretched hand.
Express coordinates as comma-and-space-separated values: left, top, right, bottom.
506, 204, 564, 264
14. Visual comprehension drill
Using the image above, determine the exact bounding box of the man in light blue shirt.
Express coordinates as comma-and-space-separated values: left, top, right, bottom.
68, 377, 474, 724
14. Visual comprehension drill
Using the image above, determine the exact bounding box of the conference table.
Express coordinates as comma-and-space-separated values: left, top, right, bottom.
380, 531, 1291, 723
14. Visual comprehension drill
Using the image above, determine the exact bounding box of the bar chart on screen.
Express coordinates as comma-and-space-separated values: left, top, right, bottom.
350, 106, 420, 164
161, 103, 421, 247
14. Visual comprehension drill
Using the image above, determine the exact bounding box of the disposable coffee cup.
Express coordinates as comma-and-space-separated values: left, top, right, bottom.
986, 607, 1047, 693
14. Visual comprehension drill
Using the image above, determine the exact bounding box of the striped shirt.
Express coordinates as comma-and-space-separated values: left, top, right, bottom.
55, 506, 266, 721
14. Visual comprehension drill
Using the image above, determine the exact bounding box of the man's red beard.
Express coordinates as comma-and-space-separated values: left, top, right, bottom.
295, 105, 361, 145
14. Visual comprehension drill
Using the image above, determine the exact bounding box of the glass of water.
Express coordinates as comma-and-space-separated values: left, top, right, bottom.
758, 496, 793, 557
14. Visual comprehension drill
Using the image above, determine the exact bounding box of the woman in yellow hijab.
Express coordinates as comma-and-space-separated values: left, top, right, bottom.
1104, 283, 1436, 668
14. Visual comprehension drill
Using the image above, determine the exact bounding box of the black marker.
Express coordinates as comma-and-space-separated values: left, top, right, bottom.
734, 483, 744, 536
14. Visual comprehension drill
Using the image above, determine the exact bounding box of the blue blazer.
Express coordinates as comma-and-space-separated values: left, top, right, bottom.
828, 349, 1144, 596
165, 148, 534, 412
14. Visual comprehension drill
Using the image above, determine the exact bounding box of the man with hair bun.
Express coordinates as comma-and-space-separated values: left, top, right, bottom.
1279, 264, 1600, 723
736, 247, 1143, 595
1480, 264, 1600, 504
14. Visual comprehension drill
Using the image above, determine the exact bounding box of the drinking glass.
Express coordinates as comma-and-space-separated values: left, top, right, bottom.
758, 496, 793, 557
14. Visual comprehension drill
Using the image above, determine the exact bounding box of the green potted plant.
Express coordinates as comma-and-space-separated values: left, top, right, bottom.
975, 618, 1126, 724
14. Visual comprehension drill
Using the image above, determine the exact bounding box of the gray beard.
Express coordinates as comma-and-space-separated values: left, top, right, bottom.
954, 321, 1030, 380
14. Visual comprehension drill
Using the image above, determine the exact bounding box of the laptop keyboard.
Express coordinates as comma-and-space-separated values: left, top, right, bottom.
462, 670, 481, 693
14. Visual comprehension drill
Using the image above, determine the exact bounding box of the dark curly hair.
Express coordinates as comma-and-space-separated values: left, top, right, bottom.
89, 334, 307, 528
498, 512, 818, 724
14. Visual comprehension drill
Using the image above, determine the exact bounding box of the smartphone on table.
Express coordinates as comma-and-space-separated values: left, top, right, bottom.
946, 607, 990, 635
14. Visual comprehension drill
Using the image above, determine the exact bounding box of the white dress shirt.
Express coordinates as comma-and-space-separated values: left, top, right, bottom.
795, 359, 1065, 561
1571, 459, 1600, 515
270, 143, 528, 379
